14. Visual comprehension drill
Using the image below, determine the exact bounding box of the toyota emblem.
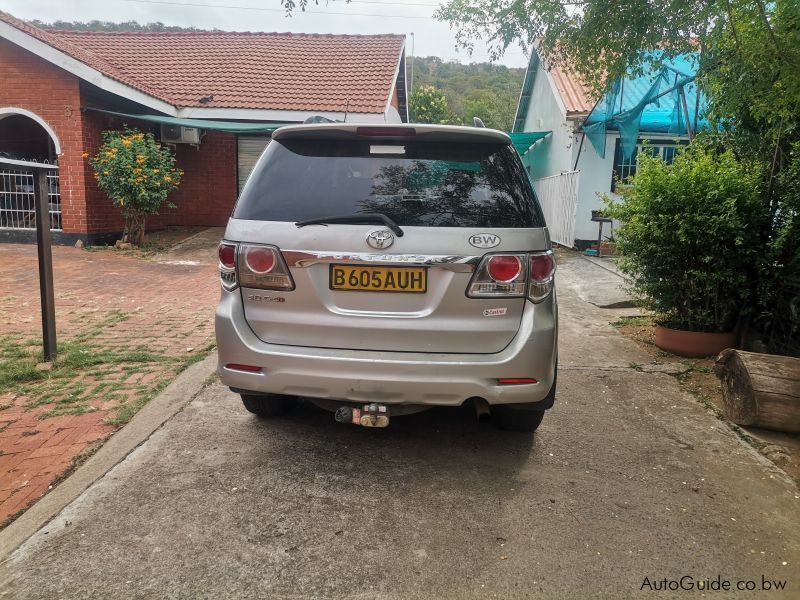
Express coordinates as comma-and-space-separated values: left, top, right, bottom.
366, 229, 395, 250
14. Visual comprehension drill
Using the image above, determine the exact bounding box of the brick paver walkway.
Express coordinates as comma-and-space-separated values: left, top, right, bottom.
0, 243, 218, 526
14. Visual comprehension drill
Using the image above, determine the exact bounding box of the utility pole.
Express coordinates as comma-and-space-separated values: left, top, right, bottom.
409, 32, 415, 95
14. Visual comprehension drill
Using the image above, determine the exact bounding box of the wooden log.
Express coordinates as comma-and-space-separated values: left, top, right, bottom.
714, 349, 800, 433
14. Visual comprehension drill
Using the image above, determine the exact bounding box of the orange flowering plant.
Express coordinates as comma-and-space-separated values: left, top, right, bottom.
89, 127, 183, 246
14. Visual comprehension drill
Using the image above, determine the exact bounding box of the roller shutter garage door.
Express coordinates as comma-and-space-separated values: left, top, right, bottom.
237, 135, 271, 193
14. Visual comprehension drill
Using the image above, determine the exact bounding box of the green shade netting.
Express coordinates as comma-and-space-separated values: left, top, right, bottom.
509, 131, 551, 156
582, 52, 709, 160
88, 110, 552, 155
85, 108, 293, 133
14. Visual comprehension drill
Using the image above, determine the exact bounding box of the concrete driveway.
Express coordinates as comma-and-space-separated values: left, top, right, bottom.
1, 253, 797, 599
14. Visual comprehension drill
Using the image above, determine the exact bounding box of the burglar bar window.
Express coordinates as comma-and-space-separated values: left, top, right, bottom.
0, 169, 62, 230
611, 139, 685, 191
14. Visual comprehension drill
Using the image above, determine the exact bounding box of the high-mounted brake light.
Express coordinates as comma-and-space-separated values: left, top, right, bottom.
238, 244, 295, 291
218, 242, 238, 291
356, 127, 416, 137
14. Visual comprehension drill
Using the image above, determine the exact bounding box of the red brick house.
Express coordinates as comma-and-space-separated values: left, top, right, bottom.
0, 11, 408, 244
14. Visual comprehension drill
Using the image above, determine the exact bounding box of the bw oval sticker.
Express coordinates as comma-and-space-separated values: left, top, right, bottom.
469, 233, 501, 249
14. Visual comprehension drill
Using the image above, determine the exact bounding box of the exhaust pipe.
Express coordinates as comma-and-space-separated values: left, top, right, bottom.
473, 398, 491, 423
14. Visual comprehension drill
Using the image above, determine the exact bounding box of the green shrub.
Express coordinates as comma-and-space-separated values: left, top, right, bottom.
604, 144, 765, 333
89, 128, 183, 246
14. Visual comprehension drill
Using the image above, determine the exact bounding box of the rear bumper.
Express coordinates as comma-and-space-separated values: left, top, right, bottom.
215, 288, 557, 407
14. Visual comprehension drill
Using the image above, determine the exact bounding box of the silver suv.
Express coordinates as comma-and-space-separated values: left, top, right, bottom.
215, 123, 557, 432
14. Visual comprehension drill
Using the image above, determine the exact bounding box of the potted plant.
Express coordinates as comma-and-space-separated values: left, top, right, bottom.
604, 143, 765, 357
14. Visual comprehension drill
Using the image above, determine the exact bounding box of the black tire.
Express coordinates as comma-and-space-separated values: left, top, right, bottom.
493, 369, 556, 432
240, 394, 297, 417
493, 405, 545, 432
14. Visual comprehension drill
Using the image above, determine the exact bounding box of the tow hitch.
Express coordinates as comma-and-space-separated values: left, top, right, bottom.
334, 403, 390, 428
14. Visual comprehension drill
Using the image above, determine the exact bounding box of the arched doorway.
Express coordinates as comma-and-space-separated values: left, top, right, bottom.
0, 108, 62, 230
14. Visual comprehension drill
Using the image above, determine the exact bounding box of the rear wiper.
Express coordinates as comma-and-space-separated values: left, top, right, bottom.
295, 213, 404, 237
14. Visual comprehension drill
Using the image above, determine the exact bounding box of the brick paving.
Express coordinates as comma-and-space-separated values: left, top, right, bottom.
0, 242, 218, 526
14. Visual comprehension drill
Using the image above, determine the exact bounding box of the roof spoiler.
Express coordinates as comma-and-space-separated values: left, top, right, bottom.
273, 123, 512, 144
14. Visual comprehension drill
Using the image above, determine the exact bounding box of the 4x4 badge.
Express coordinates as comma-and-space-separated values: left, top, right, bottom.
366, 229, 395, 249
469, 233, 501, 248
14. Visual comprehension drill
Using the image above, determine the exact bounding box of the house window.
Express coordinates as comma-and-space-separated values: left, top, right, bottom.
237, 135, 271, 194
611, 138, 685, 191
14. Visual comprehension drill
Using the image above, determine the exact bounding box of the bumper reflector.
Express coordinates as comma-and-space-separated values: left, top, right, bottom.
498, 378, 538, 385
225, 363, 263, 373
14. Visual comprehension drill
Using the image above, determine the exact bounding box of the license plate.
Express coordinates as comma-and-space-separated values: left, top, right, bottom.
329, 264, 427, 293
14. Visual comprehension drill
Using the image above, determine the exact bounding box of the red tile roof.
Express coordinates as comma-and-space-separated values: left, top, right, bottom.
0, 11, 405, 114
548, 63, 594, 115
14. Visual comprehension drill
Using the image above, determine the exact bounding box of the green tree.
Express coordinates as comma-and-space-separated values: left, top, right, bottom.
461, 88, 516, 130
89, 128, 183, 246
604, 145, 765, 333
29, 20, 213, 32
409, 85, 459, 125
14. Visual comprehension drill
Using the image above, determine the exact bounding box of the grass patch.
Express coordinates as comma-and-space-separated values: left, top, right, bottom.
2, 335, 214, 425
612, 315, 654, 328
106, 378, 171, 426
0, 361, 42, 388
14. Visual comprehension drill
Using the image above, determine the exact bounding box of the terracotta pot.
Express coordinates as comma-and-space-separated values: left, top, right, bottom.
654, 326, 737, 358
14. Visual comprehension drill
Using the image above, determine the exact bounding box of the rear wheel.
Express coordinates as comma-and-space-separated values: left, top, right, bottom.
240, 394, 297, 417
493, 370, 556, 432
493, 406, 545, 432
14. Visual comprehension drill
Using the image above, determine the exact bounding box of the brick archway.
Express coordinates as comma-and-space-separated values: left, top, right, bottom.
0, 107, 62, 162
0, 108, 62, 230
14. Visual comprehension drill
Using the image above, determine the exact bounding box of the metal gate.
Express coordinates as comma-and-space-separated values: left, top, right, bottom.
534, 170, 579, 247
0, 165, 61, 230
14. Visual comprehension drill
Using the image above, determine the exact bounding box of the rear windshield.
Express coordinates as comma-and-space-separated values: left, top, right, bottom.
234, 139, 545, 228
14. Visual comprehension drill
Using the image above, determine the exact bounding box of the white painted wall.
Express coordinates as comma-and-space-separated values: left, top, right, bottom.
519, 65, 573, 180
571, 130, 618, 242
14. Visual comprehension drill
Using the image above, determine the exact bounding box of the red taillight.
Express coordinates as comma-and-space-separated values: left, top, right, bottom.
244, 246, 276, 274
527, 252, 556, 303
218, 242, 236, 269
498, 378, 538, 385
530, 254, 555, 282
466, 251, 555, 300
225, 363, 262, 373
218, 242, 238, 291
487, 255, 522, 283
237, 243, 295, 291
356, 127, 416, 137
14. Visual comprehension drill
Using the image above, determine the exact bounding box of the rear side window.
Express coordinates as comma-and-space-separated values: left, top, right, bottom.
234, 139, 545, 228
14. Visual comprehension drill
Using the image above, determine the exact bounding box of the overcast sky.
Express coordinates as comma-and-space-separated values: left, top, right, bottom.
0, 0, 530, 68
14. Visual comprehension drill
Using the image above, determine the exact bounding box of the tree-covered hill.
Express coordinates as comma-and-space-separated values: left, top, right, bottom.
409, 56, 525, 130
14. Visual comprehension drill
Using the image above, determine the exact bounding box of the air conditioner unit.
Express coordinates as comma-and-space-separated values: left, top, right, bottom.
160, 124, 201, 145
